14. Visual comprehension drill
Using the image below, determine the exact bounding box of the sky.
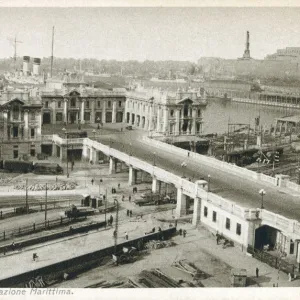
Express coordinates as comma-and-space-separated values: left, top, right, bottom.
1, 6, 300, 62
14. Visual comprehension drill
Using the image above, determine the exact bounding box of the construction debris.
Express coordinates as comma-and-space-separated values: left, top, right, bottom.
13, 182, 77, 191
172, 259, 210, 280
138, 269, 181, 288
144, 240, 175, 251
86, 280, 124, 288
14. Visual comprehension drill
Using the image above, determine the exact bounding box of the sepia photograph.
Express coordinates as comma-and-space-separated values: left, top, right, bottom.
0, 1, 299, 298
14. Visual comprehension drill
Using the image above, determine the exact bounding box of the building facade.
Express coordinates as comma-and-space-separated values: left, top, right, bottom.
41, 79, 126, 125
0, 88, 43, 159
125, 87, 207, 135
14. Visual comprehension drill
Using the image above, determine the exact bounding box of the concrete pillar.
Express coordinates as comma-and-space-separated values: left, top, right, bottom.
192, 197, 201, 226
109, 157, 115, 174
64, 99, 68, 123
102, 101, 106, 123
176, 187, 187, 217
148, 105, 153, 130
158, 180, 162, 194
128, 165, 136, 186
152, 177, 157, 193
112, 101, 116, 123
52, 144, 57, 157
80, 100, 85, 124
175, 109, 180, 135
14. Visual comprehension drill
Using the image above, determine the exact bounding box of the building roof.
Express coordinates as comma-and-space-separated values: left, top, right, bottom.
275, 115, 300, 123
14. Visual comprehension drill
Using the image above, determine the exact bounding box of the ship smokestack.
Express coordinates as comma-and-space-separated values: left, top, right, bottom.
33, 58, 41, 75
23, 56, 30, 76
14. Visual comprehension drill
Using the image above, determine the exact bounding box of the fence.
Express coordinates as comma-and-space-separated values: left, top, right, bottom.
0, 216, 80, 242
247, 245, 295, 274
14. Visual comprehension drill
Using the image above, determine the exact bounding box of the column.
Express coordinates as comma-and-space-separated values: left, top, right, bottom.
23, 110, 29, 140
112, 100, 116, 123
91, 99, 95, 124
128, 165, 136, 186
80, 100, 85, 124
175, 109, 180, 135
63, 99, 68, 123
52, 144, 57, 157
156, 106, 160, 132
36, 111, 42, 138
152, 177, 157, 193
148, 105, 153, 130
163, 108, 168, 134
109, 157, 116, 175
175, 187, 187, 217
52, 100, 56, 124
102, 101, 106, 123
89, 148, 93, 162
191, 109, 196, 135
192, 197, 201, 226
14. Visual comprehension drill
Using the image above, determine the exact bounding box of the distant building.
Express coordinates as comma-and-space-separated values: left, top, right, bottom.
0, 88, 42, 159
125, 86, 207, 135
265, 47, 300, 61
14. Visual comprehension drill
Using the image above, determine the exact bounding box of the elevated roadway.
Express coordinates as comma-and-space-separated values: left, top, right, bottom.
96, 130, 300, 222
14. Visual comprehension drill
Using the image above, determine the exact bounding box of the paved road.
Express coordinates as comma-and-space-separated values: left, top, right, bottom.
96, 130, 300, 221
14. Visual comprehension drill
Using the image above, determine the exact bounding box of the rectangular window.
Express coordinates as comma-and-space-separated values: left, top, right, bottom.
212, 211, 217, 222
170, 110, 174, 117
97, 101, 101, 108
58, 101, 62, 108
71, 99, 76, 107
290, 241, 295, 254
13, 127, 18, 138
13, 150, 18, 159
226, 218, 231, 230
56, 112, 63, 121
204, 206, 208, 217
197, 109, 201, 117
108, 101, 111, 108
119, 101, 122, 107
31, 112, 35, 120
86, 101, 90, 109
84, 112, 90, 121
45, 101, 49, 108
31, 128, 35, 138
236, 223, 241, 235
30, 149, 36, 157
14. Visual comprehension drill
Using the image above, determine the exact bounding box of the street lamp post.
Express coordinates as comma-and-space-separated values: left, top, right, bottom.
259, 189, 266, 209
208, 174, 211, 192
181, 162, 187, 178
113, 198, 119, 254
62, 128, 69, 178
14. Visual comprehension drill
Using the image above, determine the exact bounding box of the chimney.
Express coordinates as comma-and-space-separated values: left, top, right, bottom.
33, 58, 41, 75
23, 56, 30, 76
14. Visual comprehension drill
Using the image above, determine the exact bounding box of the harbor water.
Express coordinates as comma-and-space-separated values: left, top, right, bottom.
201, 99, 300, 134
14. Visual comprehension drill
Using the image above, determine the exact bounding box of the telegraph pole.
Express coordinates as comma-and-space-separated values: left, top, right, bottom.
25, 179, 28, 213
50, 26, 55, 78
45, 183, 48, 228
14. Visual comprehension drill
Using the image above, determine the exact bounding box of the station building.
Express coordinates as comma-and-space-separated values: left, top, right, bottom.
0, 88, 43, 159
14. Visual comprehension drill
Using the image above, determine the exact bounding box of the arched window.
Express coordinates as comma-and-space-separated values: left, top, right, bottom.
12, 105, 19, 120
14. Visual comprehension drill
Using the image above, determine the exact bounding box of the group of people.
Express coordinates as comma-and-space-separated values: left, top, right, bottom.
126, 210, 133, 217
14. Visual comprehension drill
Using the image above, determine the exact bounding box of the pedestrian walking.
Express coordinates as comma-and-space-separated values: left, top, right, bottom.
256, 267, 259, 278
129, 210, 132, 217
122, 195, 125, 202
216, 234, 220, 245
188, 152, 190, 157
33, 253, 38, 261
113, 230, 117, 238
109, 215, 113, 225
183, 229, 187, 238
127, 209, 129, 216
125, 232, 128, 240
118, 183, 120, 189
129, 195, 131, 202
91, 179, 94, 185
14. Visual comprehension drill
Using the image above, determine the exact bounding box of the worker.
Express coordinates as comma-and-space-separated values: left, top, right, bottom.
129, 195, 131, 202
125, 232, 128, 240
129, 210, 132, 217
109, 215, 113, 225
183, 229, 187, 238
118, 183, 121, 189
91, 179, 94, 185
127, 209, 129, 216
33, 253, 38, 261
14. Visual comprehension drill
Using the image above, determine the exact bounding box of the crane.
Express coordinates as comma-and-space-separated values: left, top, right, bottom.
7, 35, 23, 70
